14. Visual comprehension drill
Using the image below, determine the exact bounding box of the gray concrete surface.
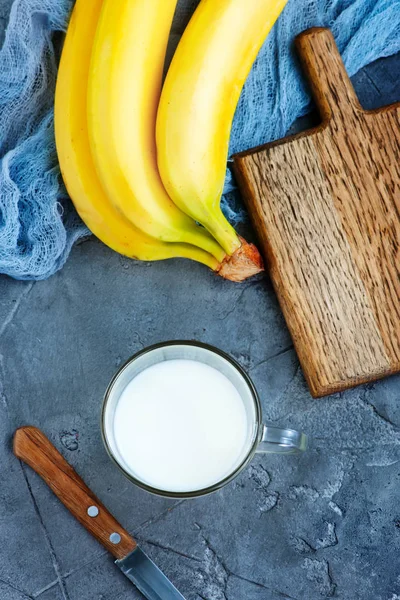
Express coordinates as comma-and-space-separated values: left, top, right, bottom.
0, 43, 399, 600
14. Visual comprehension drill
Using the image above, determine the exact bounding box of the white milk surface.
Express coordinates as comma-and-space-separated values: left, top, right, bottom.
113, 359, 251, 492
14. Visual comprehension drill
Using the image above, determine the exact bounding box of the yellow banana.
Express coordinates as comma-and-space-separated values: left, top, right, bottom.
55, 0, 219, 270
157, 0, 288, 255
87, 0, 225, 262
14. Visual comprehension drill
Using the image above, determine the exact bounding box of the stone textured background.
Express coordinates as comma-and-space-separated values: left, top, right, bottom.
0, 11, 399, 600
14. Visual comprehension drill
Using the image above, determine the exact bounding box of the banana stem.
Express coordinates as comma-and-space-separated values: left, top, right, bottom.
176, 244, 221, 270
184, 225, 227, 262
202, 207, 241, 256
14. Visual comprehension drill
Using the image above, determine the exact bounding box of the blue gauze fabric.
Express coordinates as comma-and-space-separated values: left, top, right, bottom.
0, 0, 399, 279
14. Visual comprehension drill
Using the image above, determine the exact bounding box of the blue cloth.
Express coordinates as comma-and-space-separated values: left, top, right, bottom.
0, 0, 399, 279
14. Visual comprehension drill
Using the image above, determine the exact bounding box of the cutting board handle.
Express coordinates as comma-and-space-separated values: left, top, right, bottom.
296, 28, 362, 123
13, 426, 137, 560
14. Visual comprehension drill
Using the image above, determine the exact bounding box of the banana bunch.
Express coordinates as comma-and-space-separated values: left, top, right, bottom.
56, 0, 286, 281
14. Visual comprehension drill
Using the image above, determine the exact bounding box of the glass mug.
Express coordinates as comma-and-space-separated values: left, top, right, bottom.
101, 341, 307, 498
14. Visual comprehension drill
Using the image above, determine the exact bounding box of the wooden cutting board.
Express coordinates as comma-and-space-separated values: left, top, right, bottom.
234, 27, 400, 398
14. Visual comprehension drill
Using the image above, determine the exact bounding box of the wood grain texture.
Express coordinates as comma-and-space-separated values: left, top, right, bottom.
13, 426, 137, 560
234, 28, 400, 397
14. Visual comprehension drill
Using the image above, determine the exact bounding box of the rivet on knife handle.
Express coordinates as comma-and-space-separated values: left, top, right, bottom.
13, 426, 136, 560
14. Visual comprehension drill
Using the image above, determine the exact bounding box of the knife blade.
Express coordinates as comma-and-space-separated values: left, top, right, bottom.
117, 547, 185, 599
13, 426, 186, 600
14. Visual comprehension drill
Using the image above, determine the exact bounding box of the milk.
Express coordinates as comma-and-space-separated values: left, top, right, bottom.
112, 359, 251, 493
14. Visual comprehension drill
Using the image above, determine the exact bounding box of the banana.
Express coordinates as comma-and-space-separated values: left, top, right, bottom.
55, 0, 220, 270
87, 0, 225, 262
157, 0, 287, 256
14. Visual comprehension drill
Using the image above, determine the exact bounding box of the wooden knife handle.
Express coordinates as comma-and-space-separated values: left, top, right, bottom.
13, 426, 137, 560
295, 27, 362, 122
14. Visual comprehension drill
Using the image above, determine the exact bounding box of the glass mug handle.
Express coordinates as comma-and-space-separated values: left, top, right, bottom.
257, 425, 308, 454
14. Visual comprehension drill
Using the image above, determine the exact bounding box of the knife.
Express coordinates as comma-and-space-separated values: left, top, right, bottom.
13, 426, 186, 600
